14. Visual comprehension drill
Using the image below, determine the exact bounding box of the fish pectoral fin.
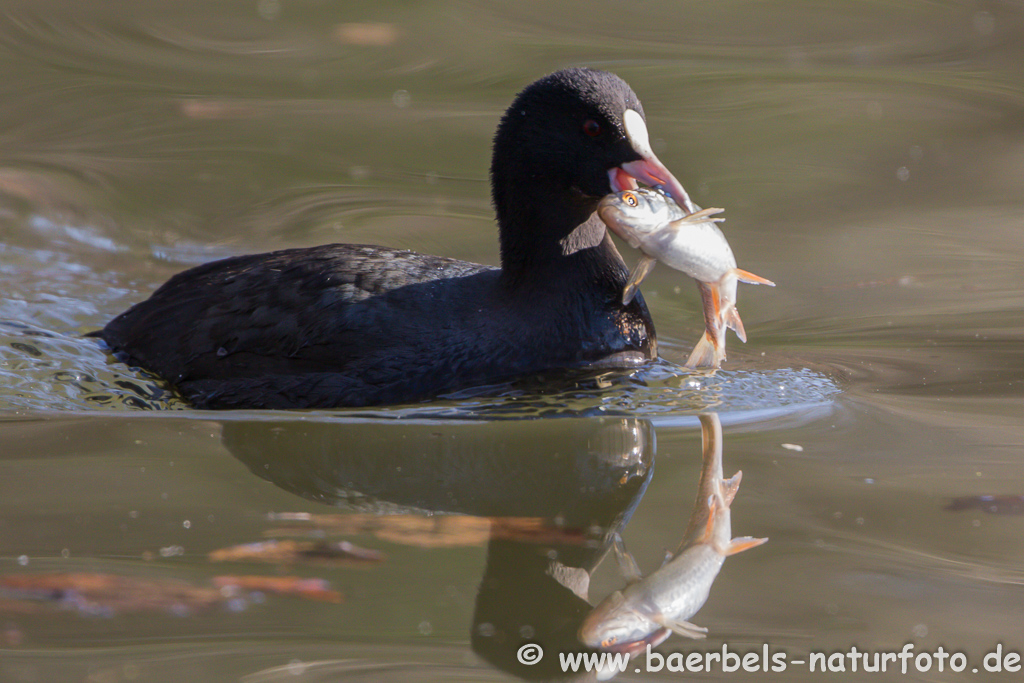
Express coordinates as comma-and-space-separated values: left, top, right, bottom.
679, 207, 726, 224
732, 268, 775, 287
658, 617, 708, 640
611, 532, 645, 584
720, 471, 743, 506
723, 536, 769, 556
622, 255, 658, 305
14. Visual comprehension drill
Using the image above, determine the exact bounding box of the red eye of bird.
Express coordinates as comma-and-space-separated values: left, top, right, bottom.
583, 119, 602, 137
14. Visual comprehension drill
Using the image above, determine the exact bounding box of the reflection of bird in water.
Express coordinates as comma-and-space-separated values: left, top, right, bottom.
221, 415, 655, 681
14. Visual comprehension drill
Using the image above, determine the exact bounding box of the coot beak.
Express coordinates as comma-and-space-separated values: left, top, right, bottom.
609, 109, 696, 214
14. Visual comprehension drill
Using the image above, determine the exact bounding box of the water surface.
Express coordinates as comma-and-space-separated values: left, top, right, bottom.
2, 1, 1023, 681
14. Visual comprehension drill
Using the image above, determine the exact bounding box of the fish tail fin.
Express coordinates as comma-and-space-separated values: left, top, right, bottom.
684, 331, 721, 368
732, 268, 775, 287
724, 536, 769, 556
720, 470, 743, 506
686, 281, 727, 368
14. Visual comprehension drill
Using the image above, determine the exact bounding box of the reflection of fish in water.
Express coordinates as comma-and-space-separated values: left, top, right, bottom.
579, 414, 767, 658
597, 188, 774, 369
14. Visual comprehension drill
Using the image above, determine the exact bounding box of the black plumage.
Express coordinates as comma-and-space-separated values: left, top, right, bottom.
94, 68, 678, 408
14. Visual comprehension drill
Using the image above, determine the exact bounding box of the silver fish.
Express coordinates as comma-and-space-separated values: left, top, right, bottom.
598, 188, 774, 368
579, 413, 767, 654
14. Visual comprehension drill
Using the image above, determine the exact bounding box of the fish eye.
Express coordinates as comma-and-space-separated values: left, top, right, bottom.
583, 119, 602, 137
602, 637, 617, 647
622, 192, 638, 207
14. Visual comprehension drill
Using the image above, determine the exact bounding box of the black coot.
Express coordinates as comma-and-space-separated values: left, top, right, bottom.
94, 68, 693, 408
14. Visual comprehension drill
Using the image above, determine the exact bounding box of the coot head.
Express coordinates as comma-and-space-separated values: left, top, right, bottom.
491, 68, 692, 277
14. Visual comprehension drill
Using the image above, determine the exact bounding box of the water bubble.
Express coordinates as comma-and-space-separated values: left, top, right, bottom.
17, 555, 28, 566
392, 90, 411, 108
418, 620, 433, 635
896, 166, 910, 182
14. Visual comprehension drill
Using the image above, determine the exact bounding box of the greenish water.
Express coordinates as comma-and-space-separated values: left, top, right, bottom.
2, 1, 1023, 681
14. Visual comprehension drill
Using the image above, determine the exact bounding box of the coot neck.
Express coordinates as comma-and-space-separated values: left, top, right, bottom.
495, 185, 623, 291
